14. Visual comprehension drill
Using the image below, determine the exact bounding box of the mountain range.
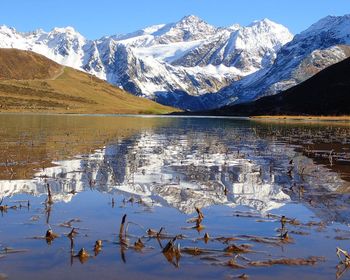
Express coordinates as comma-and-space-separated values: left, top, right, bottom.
0, 14, 349, 111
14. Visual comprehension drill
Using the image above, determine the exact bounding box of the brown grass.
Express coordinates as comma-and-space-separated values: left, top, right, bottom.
251, 115, 350, 122
0, 49, 178, 114
0, 49, 62, 80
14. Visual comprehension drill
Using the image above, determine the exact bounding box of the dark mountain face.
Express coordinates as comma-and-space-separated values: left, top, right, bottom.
203, 56, 350, 116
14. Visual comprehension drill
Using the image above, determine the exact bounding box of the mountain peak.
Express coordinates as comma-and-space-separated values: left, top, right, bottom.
227, 23, 241, 31
302, 14, 350, 36
0, 25, 17, 34
260, 18, 276, 24
249, 18, 282, 28
51, 26, 78, 34
48, 26, 86, 44
179, 15, 203, 23
150, 14, 217, 43
175, 14, 215, 30
245, 18, 293, 41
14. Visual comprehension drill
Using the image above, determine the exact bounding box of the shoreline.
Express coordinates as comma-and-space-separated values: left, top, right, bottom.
1, 111, 350, 122
0, 111, 249, 120
250, 115, 350, 122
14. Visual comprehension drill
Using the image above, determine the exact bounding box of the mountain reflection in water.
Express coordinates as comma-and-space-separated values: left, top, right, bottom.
1, 120, 349, 223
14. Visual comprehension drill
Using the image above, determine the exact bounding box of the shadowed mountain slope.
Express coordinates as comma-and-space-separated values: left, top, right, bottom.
197, 57, 350, 116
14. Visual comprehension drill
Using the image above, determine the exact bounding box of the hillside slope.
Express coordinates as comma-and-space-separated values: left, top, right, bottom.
0, 49, 63, 80
0, 49, 176, 114
202, 56, 350, 116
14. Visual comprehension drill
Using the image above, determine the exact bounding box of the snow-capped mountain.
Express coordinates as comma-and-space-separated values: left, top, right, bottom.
0, 15, 292, 110
1, 14, 349, 110
0, 25, 86, 69
216, 14, 350, 106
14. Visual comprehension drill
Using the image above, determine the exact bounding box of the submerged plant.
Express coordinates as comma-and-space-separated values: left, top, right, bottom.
94, 240, 103, 256
337, 247, 350, 266
134, 238, 144, 251
226, 257, 246, 269
224, 244, 251, 254
119, 214, 127, 238
204, 232, 210, 243
76, 248, 89, 263
67, 228, 78, 239
45, 229, 59, 244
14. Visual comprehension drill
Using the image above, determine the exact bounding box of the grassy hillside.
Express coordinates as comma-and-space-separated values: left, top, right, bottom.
0, 49, 62, 80
187, 56, 350, 117
0, 49, 177, 114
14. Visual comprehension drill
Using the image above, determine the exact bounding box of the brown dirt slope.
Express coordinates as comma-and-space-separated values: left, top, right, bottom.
0, 48, 177, 114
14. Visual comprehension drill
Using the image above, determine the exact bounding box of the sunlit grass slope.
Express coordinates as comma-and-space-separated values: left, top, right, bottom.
0, 49, 178, 114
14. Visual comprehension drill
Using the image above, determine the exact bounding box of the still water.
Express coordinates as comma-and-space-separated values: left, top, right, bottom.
0, 114, 350, 280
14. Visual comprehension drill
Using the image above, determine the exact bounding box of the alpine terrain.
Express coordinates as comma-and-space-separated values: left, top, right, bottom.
214, 14, 350, 108
0, 15, 293, 110
0, 14, 349, 111
200, 56, 350, 116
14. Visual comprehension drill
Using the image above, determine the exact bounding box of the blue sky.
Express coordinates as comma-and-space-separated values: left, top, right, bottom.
1, 0, 349, 39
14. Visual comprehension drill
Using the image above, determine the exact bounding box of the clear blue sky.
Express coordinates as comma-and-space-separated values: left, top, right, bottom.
1, 0, 349, 39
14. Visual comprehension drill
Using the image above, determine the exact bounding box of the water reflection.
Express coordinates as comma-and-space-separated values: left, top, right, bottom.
1, 120, 349, 223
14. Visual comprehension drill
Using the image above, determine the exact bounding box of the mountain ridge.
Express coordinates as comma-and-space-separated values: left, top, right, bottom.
0, 15, 293, 110
1, 14, 350, 111
215, 14, 350, 108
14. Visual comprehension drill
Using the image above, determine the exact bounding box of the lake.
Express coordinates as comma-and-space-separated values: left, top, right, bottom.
0, 114, 350, 280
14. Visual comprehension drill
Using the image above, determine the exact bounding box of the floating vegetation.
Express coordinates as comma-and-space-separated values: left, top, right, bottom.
248, 256, 325, 267
226, 258, 246, 269
75, 248, 90, 264
230, 273, 249, 279
162, 237, 181, 267
93, 241, 102, 256
119, 214, 127, 238
203, 232, 210, 243
59, 218, 81, 228
336, 248, 350, 279
337, 247, 350, 263
67, 228, 78, 239
184, 206, 205, 231
45, 229, 59, 244
0, 197, 28, 214
182, 247, 207, 256
1, 248, 28, 254
133, 238, 144, 251
224, 244, 252, 254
